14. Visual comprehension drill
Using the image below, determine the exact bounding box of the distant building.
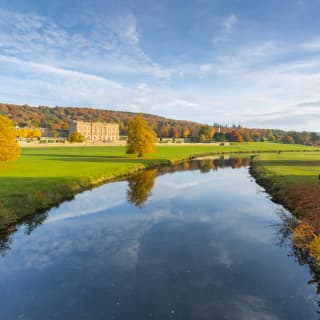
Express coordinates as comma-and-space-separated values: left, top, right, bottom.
39, 128, 68, 138
69, 121, 119, 141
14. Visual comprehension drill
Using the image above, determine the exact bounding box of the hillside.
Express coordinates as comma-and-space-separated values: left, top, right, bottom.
0, 103, 209, 137
1, 103, 318, 145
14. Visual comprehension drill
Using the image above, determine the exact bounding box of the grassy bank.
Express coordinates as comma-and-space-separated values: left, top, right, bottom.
0, 142, 319, 231
250, 152, 320, 230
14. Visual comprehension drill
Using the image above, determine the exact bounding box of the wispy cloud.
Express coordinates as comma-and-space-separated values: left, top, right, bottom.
213, 13, 238, 43
0, 3, 320, 130
0, 9, 172, 80
223, 14, 238, 33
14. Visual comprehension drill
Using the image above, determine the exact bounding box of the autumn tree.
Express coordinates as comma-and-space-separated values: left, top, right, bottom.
241, 130, 251, 142
158, 126, 170, 138
127, 115, 157, 157
281, 135, 295, 144
68, 132, 85, 143
199, 126, 215, 141
229, 130, 243, 142
33, 128, 42, 139
0, 115, 20, 161
267, 130, 275, 142
183, 127, 190, 138
169, 127, 179, 138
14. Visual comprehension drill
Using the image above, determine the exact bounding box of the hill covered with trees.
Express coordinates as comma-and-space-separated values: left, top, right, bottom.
0, 102, 319, 145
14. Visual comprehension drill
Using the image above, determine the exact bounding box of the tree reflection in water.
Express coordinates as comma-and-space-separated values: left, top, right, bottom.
1, 156, 320, 309
0, 157, 254, 256
0, 211, 48, 256
127, 169, 157, 207
127, 157, 251, 206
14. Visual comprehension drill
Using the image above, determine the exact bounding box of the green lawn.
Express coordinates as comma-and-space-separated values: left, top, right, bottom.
252, 152, 320, 185
0, 142, 319, 230
251, 151, 320, 229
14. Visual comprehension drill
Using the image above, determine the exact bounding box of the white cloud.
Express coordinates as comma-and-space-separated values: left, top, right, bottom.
0, 9, 173, 80
223, 14, 238, 33
1, 8, 320, 130
301, 38, 320, 52
113, 13, 139, 45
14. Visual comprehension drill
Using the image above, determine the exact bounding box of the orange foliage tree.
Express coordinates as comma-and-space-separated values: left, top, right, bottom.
0, 115, 20, 161
126, 115, 157, 157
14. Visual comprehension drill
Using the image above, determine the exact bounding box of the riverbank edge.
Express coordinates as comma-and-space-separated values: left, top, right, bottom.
1, 148, 319, 234
249, 155, 319, 227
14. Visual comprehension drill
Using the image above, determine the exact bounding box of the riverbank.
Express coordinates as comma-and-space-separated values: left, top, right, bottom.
0, 142, 319, 232
250, 152, 320, 230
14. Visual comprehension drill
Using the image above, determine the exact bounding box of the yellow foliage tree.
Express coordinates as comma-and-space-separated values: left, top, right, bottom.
68, 132, 85, 143
126, 115, 157, 157
0, 115, 20, 161
32, 128, 42, 139
183, 128, 190, 138
17, 128, 28, 139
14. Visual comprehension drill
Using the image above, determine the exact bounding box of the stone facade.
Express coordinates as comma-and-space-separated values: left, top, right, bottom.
69, 121, 119, 141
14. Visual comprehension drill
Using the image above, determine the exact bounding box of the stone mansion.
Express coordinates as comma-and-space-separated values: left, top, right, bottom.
69, 121, 119, 142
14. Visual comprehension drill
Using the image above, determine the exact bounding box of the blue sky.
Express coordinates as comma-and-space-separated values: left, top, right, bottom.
0, 0, 320, 130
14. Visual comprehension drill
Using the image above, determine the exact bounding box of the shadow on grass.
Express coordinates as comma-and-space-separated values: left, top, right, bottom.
27, 153, 163, 164
258, 160, 320, 167
45, 157, 161, 164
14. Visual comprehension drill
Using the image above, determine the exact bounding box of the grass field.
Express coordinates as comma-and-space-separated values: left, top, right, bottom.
251, 152, 320, 229
0, 142, 319, 231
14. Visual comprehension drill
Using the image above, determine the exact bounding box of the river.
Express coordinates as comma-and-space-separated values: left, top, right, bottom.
0, 158, 319, 319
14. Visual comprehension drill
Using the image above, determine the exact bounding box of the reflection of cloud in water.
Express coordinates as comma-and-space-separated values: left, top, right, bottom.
2, 166, 287, 273
2, 208, 172, 272
192, 294, 280, 320
46, 181, 127, 223
1, 159, 319, 319
229, 295, 280, 320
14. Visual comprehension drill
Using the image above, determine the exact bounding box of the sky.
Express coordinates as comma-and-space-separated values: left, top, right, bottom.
0, 0, 319, 131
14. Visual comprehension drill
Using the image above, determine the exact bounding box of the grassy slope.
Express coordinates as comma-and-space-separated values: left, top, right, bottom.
251, 152, 320, 229
0, 142, 318, 229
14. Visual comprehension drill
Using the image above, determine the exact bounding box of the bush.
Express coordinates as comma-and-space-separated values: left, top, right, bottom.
68, 132, 85, 143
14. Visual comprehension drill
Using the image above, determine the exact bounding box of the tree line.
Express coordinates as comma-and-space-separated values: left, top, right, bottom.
0, 103, 319, 145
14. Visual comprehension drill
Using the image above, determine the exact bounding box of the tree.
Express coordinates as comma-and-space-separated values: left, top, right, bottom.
158, 126, 170, 138
229, 130, 243, 142
32, 128, 42, 139
68, 132, 85, 143
52, 130, 59, 139
17, 128, 28, 139
199, 134, 206, 143
241, 130, 251, 142
183, 127, 190, 138
281, 135, 295, 144
311, 132, 320, 146
169, 127, 179, 138
199, 126, 215, 141
267, 130, 276, 142
0, 115, 20, 161
126, 115, 157, 157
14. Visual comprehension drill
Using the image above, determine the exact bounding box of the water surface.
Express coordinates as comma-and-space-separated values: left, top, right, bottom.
0, 158, 319, 319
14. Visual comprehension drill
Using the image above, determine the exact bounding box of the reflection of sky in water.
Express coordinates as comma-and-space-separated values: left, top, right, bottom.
0, 165, 318, 319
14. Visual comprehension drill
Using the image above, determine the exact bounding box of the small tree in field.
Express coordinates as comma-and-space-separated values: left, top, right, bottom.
127, 116, 157, 157
0, 115, 20, 161
68, 132, 85, 143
